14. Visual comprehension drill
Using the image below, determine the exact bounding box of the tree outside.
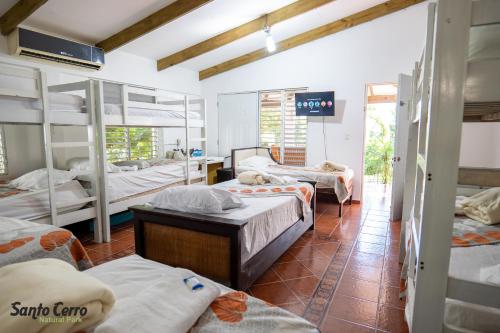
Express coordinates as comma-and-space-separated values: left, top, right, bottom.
364, 104, 396, 184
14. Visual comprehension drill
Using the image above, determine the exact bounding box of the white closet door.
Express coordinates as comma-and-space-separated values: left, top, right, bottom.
218, 92, 258, 157
390, 74, 412, 221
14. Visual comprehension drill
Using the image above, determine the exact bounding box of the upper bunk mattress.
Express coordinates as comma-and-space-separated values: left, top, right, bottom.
104, 103, 201, 120
0, 92, 85, 114
0, 180, 89, 221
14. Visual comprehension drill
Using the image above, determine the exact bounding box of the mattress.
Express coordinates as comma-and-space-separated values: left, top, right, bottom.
85, 255, 319, 333
80, 162, 201, 202
104, 103, 201, 119
0, 180, 89, 221
210, 180, 306, 263
0, 92, 85, 114
236, 165, 354, 201
446, 243, 500, 332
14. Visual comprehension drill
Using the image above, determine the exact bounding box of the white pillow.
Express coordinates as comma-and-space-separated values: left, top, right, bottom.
114, 160, 150, 169
8, 168, 75, 190
238, 155, 276, 168
67, 157, 121, 173
151, 185, 244, 214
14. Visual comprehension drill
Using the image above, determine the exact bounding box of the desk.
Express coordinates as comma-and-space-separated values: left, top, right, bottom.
206, 157, 225, 185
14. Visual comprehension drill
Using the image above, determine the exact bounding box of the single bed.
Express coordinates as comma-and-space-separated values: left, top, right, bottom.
131, 179, 316, 290
0, 180, 90, 221
0, 216, 92, 270
232, 147, 353, 216
0, 217, 319, 332
85, 254, 319, 333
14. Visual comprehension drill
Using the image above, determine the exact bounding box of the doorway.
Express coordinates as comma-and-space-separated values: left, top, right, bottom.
363, 83, 398, 207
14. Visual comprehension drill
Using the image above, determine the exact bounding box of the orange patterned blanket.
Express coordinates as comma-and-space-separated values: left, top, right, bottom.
0, 217, 92, 270
452, 217, 500, 247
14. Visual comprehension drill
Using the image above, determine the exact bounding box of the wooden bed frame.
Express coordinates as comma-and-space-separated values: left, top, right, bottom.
231, 147, 353, 217
131, 180, 316, 291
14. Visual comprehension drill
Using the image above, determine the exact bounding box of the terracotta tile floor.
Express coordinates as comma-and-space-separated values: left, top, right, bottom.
75, 192, 407, 333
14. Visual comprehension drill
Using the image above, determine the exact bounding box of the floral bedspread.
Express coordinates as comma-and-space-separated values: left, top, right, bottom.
191, 291, 319, 333
0, 217, 92, 270
452, 217, 500, 247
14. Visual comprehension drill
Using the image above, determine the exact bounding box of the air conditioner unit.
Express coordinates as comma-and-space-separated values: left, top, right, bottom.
8, 28, 105, 70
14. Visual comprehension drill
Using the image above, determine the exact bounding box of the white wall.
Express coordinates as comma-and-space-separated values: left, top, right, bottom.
201, 3, 429, 201
460, 123, 500, 168
0, 34, 202, 179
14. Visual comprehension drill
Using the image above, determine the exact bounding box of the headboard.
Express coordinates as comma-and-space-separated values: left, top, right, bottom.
458, 167, 500, 188
231, 147, 280, 178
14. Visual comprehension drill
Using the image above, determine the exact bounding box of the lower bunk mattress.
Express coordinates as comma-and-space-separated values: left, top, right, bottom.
446, 242, 500, 333
0, 180, 89, 221
79, 162, 202, 203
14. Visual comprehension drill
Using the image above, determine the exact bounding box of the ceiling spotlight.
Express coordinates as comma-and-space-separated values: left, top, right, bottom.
264, 26, 276, 53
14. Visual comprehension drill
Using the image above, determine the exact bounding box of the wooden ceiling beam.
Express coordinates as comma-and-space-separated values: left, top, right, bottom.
0, 0, 47, 35
157, 0, 335, 71
96, 0, 213, 52
199, 0, 424, 80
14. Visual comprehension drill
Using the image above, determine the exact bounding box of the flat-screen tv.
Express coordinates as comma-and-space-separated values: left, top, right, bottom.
295, 91, 335, 116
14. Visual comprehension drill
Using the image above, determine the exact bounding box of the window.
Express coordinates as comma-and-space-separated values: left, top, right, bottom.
0, 126, 6, 175
259, 89, 307, 166
106, 127, 159, 162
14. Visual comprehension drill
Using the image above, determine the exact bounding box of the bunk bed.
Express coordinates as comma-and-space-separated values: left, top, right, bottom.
94, 80, 208, 241
0, 62, 104, 242
401, 1, 500, 332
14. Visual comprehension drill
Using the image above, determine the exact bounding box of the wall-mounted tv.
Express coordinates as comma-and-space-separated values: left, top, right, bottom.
295, 91, 335, 116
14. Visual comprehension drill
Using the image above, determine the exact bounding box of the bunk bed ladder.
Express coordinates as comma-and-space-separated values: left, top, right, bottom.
94, 80, 111, 242
41, 75, 105, 243
185, 96, 208, 185
407, 1, 471, 332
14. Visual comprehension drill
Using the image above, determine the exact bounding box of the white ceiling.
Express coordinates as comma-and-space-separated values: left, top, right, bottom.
1, 0, 395, 72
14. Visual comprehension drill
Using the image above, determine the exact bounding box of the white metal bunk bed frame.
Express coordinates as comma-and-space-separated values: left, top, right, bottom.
94, 80, 208, 242
402, 1, 500, 332
0, 62, 104, 242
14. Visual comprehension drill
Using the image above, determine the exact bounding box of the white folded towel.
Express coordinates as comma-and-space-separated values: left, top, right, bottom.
461, 187, 500, 225
93, 268, 219, 333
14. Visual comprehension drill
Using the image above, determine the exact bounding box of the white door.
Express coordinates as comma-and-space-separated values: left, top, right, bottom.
217, 92, 258, 157
390, 74, 413, 221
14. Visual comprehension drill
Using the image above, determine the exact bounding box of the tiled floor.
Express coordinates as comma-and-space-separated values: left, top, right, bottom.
76, 190, 407, 333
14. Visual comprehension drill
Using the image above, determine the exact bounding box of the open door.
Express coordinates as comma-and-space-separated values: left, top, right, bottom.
390, 74, 412, 221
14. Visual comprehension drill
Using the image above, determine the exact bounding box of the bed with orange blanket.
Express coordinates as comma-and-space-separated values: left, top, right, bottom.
0, 216, 92, 270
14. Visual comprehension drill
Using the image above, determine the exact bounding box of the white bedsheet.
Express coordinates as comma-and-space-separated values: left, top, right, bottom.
0, 180, 89, 220
104, 103, 201, 119
79, 162, 201, 202
84, 255, 226, 333
207, 180, 308, 263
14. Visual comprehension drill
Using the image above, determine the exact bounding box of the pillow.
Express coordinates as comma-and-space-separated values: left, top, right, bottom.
151, 185, 244, 214
67, 158, 121, 173
238, 155, 275, 168
238, 171, 266, 185
8, 168, 75, 190
114, 160, 150, 170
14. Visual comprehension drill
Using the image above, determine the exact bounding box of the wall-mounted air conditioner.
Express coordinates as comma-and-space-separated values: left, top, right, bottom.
8, 28, 105, 70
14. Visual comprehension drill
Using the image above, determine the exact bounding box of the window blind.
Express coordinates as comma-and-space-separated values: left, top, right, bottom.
0, 126, 7, 175
106, 127, 159, 162
259, 89, 307, 166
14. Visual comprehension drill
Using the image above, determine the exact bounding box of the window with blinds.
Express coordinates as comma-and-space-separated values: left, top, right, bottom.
0, 126, 7, 175
259, 89, 307, 166
106, 127, 159, 162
